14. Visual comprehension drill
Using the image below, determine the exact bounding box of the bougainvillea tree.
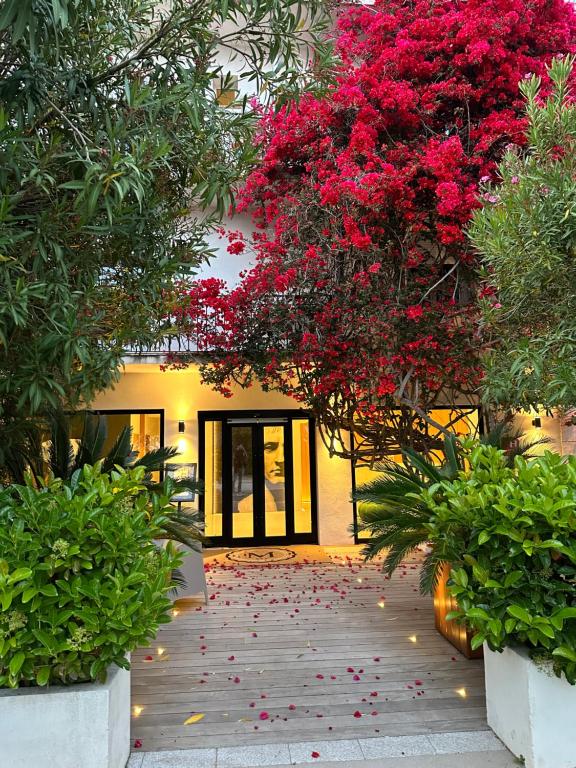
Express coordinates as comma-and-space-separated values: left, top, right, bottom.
169, 0, 576, 460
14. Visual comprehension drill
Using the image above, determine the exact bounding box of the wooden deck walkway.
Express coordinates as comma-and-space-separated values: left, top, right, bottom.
131, 547, 487, 752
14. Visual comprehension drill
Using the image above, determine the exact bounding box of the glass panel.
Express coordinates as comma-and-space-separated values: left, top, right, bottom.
292, 420, 312, 534
232, 426, 254, 539
354, 462, 393, 541
204, 421, 223, 538
353, 408, 480, 539
263, 425, 286, 537
69, 412, 162, 478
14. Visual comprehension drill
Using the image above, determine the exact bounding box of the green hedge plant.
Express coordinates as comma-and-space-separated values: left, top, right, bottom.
419, 444, 576, 683
0, 463, 182, 688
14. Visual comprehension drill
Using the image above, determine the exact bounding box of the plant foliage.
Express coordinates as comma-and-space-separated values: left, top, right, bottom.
0, 463, 183, 688
0, 0, 334, 467
470, 55, 576, 410
420, 444, 576, 684
354, 425, 549, 593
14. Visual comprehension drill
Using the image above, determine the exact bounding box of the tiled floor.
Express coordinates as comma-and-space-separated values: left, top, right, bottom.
126, 731, 508, 768
130, 546, 488, 754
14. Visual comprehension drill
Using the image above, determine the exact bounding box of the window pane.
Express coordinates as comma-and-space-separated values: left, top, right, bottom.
232, 426, 254, 539
292, 420, 312, 534
263, 425, 286, 537
204, 421, 223, 538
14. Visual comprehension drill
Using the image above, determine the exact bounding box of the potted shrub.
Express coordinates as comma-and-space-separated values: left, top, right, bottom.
353, 425, 547, 657
420, 444, 576, 768
0, 462, 182, 768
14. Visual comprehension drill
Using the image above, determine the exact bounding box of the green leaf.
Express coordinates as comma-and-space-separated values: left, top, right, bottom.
9, 652, 25, 676
39, 584, 58, 597
21, 587, 37, 604
7, 568, 32, 584
507, 605, 533, 624
552, 646, 576, 663
36, 667, 50, 686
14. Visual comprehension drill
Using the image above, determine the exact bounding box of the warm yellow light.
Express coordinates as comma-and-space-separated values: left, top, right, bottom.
456, 687, 467, 698
409, 635, 418, 643
378, 601, 385, 609
157, 647, 165, 656
172, 609, 180, 617
133, 705, 144, 717
357, 578, 363, 583
177, 438, 187, 453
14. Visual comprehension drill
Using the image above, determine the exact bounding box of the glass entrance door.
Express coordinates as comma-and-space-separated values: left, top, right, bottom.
200, 412, 317, 546
230, 422, 289, 544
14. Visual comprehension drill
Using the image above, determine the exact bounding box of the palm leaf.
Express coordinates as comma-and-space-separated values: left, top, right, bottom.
73, 413, 106, 471
47, 409, 74, 479
101, 425, 133, 473
131, 445, 179, 471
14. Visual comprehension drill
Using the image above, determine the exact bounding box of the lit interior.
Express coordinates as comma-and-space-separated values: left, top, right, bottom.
293, 419, 312, 534
204, 421, 223, 538
355, 408, 479, 540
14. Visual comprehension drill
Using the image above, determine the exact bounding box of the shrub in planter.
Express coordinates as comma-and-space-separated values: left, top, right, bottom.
0, 462, 182, 688
419, 444, 576, 682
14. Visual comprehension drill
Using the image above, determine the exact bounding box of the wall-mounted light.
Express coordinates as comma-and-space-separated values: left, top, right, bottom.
532, 416, 542, 428
178, 421, 185, 433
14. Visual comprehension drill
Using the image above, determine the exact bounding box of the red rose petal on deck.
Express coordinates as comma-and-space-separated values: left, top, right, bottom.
316, 674, 324, 679
353, 711, 362, 718
259, 711, 269, 720
228, 656, 235, 661
233, 676, 241, 683
347, 667, 355, 673
353, 674, 360, 681
311, 752, 320, 759
288, 704, 296, 710
415, 679, 423, 686
133, 740, 142, 748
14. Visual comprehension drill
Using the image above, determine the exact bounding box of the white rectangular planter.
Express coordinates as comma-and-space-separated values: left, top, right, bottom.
173, 545, 208, 602
0, 663, 130, 768
484, 644, 576, 768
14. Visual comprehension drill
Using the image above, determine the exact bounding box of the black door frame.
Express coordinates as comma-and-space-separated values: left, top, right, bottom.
199, 410, 318, 547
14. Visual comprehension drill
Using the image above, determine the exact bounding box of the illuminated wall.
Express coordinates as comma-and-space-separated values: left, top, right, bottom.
90, 362, 354, 545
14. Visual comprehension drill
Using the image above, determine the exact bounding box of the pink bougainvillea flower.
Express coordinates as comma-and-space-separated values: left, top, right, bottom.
259, 711, 269, 720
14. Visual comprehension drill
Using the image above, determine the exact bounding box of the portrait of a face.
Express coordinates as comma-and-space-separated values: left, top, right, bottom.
263, 426, 285, 485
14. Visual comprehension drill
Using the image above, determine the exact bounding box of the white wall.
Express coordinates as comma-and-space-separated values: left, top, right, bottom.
91, 363, 357, 545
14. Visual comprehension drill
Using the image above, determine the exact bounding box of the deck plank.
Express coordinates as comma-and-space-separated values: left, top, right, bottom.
131, 547, 487, 752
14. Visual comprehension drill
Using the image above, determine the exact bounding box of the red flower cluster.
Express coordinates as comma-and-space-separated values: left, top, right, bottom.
170, 0, 575, 456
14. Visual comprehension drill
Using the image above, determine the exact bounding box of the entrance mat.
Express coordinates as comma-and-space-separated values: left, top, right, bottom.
203, 545, 368, 566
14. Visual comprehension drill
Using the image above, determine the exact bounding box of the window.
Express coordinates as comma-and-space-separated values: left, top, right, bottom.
352, 407, 481, 542
215, 74, 239, 107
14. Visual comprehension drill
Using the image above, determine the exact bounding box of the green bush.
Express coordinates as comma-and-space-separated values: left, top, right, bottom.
0, 463, 182, 688
419, 444, 576, 683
